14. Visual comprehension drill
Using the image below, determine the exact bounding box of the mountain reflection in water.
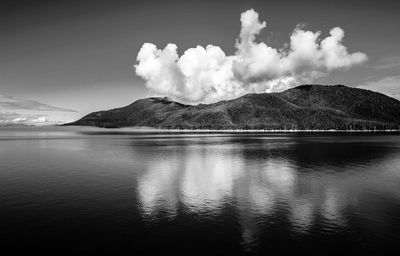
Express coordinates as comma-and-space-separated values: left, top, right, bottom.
132, 135, 400, 252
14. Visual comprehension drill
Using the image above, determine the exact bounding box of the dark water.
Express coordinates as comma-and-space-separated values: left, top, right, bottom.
1, 127, 400, 255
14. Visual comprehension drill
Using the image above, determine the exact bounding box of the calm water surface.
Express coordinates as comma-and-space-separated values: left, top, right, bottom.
1, 127, 400, 255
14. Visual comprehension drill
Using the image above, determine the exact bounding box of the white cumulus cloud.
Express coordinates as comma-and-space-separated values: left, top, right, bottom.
135, 9, 367, 103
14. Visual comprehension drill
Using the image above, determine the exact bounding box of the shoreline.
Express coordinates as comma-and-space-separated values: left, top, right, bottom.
61, 126, 400, 133
2, 125, 400, 133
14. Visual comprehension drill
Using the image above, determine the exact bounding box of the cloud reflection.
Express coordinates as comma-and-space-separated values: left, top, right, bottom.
134, 135, 400, 249
138, 156, 181, 217
180, 147, 242, 212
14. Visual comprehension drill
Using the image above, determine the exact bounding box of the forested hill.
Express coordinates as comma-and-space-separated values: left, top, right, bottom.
65, 85, 400, 130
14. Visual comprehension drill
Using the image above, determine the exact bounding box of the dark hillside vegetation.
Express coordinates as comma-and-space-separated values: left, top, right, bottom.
65, 85, 400, 130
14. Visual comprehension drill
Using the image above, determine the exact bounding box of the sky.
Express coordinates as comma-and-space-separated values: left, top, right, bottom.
1, 0, 399, 124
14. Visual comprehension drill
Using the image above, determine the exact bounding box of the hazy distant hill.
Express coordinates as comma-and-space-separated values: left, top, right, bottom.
65, 85, 400, 130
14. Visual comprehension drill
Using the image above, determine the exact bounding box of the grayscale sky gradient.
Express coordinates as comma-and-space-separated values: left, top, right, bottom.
1, 0, 399, 123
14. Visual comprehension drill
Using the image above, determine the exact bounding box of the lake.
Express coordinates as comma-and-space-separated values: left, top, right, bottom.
1, 127, 400, 255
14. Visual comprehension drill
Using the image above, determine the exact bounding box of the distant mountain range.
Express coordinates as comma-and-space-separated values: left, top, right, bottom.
65, 85, 400, 130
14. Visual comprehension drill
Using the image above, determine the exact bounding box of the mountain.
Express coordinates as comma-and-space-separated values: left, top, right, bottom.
65, 85, 400, 130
